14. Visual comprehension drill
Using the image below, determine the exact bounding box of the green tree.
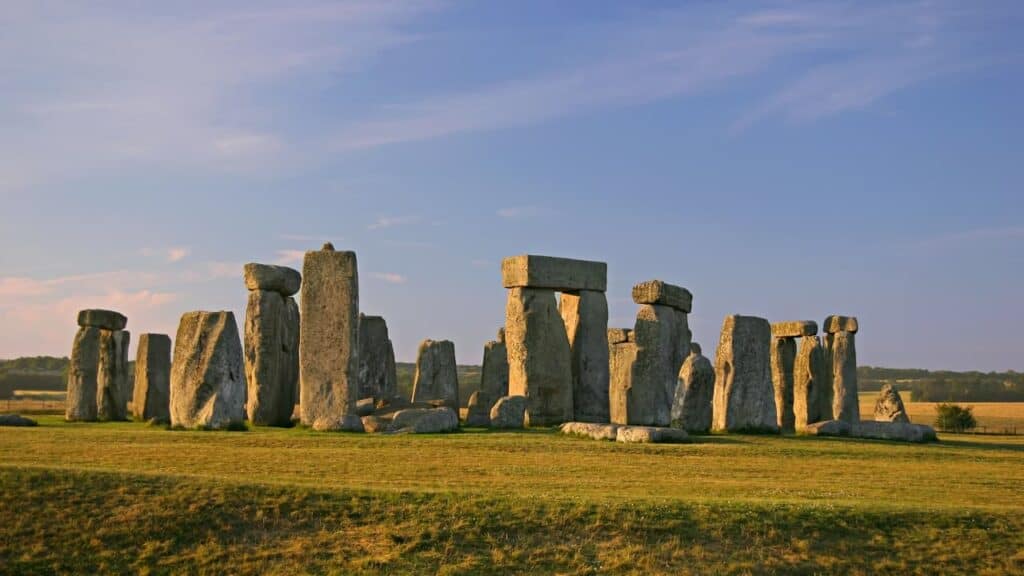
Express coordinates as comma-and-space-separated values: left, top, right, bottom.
934, 404, 977, 433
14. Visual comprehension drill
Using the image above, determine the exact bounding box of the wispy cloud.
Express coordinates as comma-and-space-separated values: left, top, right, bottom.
275, 250, 306, 265
369, 272, 407, 284
167, 247, 190, 262
368, 215, 420, 230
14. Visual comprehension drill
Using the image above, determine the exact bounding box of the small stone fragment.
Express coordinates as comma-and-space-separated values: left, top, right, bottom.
874, 383, 910, 423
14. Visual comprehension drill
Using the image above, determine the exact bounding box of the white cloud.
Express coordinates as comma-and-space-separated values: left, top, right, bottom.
369, 272, 407, 284
167, 247, 190, 262
368, 215, 420, 230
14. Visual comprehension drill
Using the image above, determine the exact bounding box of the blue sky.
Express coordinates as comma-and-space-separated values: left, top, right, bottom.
1, 1, 1022, 370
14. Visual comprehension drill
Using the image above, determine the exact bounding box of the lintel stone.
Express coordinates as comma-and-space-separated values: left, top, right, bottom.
501, 254, 607, 292
631, 280, 692, 312
823, 315, 859, 334
771, 321, 818, 338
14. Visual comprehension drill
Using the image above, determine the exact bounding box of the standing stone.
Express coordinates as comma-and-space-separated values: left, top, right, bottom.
170, 311, 246, 430
479, 328, 510, 409
829, 330, 859, 422
770, 336, 797, 433
299, 244, 363, 431
132, 333, 171, 423
66, 326, 101, 422
608, 332, 638, 425
712, 315, 778, 432
490, 395, 527, 429
671, 343, 714, 433
559, 290, 610, 423
465, 391, 490, 427
284, 298, 300, 418
411, 339, 459, 410
506, 287, 574, 426
357, 315, 398, 402
96, 329, 130, 421
245, 289, 298, 427
874, 383, 910, 423
793, 335, 829, 429
631, 304, 680, 426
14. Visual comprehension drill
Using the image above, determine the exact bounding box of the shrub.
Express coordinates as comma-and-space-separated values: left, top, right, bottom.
934, 403, 977, 432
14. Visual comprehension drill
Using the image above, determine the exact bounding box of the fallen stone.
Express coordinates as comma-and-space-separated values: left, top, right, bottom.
132, 333, 171, 424
77, 309, 127, 331
170, 311, 247, 430
631, 280, 693, 313
356, 397, 376, 417
299, 245, 362, 431
794, 335, 830, 429
616, 425, 688, 444
712, 315, 778, 433
357, 315, 398, 402
490, 395, 527, 429
506, 288, 573, 426
803, 420, 937, 443
828, 331, 860, 423
770, 337, 797, 433
560, 421, 619, 441
388, 407, 459, 434
501, 254, 607, 292
560, 290, 610, 423
0, 414, 37, 427
360, 414, 388, 433
66, 326, 101, 422
97, 330, 130, 421
245, 290, 298, 427
874, 383, 910, 423
243, 263, 301, 296
411, 339, 459, 410
671, 344, 714, 433
823, 315, 859, 334
770, 321, 818, 338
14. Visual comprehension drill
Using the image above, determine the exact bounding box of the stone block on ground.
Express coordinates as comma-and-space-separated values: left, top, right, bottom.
388, 407, 459, 434
803, 420, 937, 443
132, 333, 171, 423
411, 339, 459, 410
0, 414, 37, 426
490, 395, 527, 429
170, 311, 247, 430
631, 280, 693, 313
560, 421, 620, 441
77, 309, 127, 331
616, 425, 689, 444
712, 315, 778, 433
243, 263, 301, 296
501, 254, 607, 292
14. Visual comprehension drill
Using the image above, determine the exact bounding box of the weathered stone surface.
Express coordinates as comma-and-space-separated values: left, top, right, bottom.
671, 345, 714, 433
170, 311, 246, 430
823, 315, 859, 334
77, 309, 127, 331
479, 336, 509, 412
616, 425, 688, 444
360, 414, 388, 433
284, 298, 300, 417
490, 395, 527, 429
388, 407, 459, 434
771, 321, 818, 338
0, 414, 37, 426
132, 333, 171, 423
299, 246, 362, 431
501, 254, 607, 292
355, 397, 376, 417
411, 339, 459, 410
66, 326, 101, 422
770, 337, 797, 433
793, 335, 830, 429
243, 263, 301, 296
608, 339, 638, 425
607, 328, 631, 345
803, 420, 937, 443
559, 290, 610, 423
506, 288, 573, 426
464, 391, 491, 427
560, 421, 619, 441
357, 315, 398, 402
631, 280, 693, 313
629, 304, 690, 426
496, 327, 506, 343
245, 290, 298, 426
712, 315, 778, 432
829, 331, 860, 422
97, 330, 130, 421
874, 383, 910, 423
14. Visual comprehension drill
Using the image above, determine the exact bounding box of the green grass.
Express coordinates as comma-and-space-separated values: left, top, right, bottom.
2, 418, 1023, 574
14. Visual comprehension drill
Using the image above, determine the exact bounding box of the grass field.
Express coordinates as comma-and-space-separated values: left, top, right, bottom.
2, 418, 1023, 574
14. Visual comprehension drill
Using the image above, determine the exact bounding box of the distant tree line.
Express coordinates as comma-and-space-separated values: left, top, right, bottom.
0, 356, 69, 399
860, 366, 1024, 402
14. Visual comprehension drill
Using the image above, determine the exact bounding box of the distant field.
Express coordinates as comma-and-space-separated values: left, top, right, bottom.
1, 419, 1023, 574
859, 391, 1024, 433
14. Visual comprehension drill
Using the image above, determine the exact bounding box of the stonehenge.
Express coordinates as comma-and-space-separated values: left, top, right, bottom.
825, 315, 860, 422
503, 254, 609, 426
299, 244, 363, 431
132, 333, 171, 423
170, 311, 246, 430
804, 419, 936, 443
770, 322, 818, 433
468, 327, 510, 426
793, 333, 831, 429
465, 391, 490, 426
357, 314, 398, 403
712, 315, 778, 432
671, 342, 714, 433
560, 422, 688, 444
874, 383, 910, 423
490, 395, 527, 428
610, 280, 692, 427
66, 309, 130, 422
411, 339, 459, 410
244, 263, 301, 427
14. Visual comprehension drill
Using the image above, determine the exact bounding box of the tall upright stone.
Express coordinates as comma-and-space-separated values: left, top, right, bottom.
478, 328, 510, 411
299, 244, 362, 431
559, 290, 610, 423
357, 314, 398, 402
170, 311, 246, 430
770, 322, 814, 434
411, 339, 459, 410
825, 315, 859, 423
793, 334, 829, 429
96, 329, 130, 421
66, 326, 101, 422
671, 342, 714, 433
245, 263, 301, 427
608, 328, 638, 425
712, 315, 777, 432
132, 333, 171, 423
506, 287, 574, 426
